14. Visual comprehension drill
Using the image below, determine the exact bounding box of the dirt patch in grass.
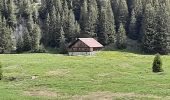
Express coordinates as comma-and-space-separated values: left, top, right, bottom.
46, 69, 70, 77
72, 92, 162, 100
23, 90, 60, 97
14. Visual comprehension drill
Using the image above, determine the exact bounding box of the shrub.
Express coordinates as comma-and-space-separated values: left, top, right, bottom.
0, 62, 3, 80
152, 54, 163, 72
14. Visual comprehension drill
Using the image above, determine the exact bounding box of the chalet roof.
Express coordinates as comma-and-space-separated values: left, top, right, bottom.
69, 38, 103, 48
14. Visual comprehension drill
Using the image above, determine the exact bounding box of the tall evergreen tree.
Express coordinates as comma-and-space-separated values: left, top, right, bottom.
116, 23, 127, 49
23, 29, 31, 51
65, 9, 76, 42
0, 17, 12, 53
97, 7, 109, 45
116, 0, 129, 28
97, 0, 116, 45
83, 0, 98, 37
128, 9, 138, 39
80, 0, 88, 31
141, 4, 156, 53
16, 35, 24, 53
154, 4, 170, 54
31, 24, 41, 52
106, 0, 116, 43
59, 26, 67, 54
7, 0, 16, 29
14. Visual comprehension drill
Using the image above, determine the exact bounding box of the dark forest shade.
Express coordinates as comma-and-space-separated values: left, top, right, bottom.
0, 0, 170, 54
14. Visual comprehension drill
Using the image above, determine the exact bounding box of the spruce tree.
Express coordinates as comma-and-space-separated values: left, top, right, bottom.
55, 12, 62, 47
19, 0, 31, 18
7, 0, 16, 29
31, 24, 40, 52
141, 4, 156, 53
0, 17, 12, 53
133, 0, 144, 40
65, 9, 77, 42
26, 13, 34, 34
154, 4, 170, 54
106, 0, 116, 43
23, 29, 31, 51
16, 35, 24, 53
128, 9, 138, 40
59, 27, 67, 54
97, 7, 109, 45
48, 6, 57, 47
0, 62, 2, 80
84, 0, 98, 37
116, 0, 128, 28
80, 0, 88, 31
53, 0, 62, 13
42, 13, 50, 46
152, 54, 163, 72
116, 23, 127, 49
97, 0, 116, 45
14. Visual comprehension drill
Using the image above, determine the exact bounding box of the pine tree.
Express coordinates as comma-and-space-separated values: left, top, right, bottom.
128, 9, 138, 40
65, 9, 76, 42
53, 0, 62, 13
133, 0, 144, 40
97, 7, 109, 45
42, 13, 50, 46
0, 62, 2, 80
7, 0, 16, 29
84, 0, 98, 37
80, 0, 88, 31
0, 17, 12, 53
59, 27, 67, 54
32, 4, 39, 24
97, 0, 116, 45
31, 24, 40, 52
55, 12, 62, 47
16, 35, 24, 53
154, 4, 170, 54
152, 54, 163, 72
19, 0, 31, 18
26, 13, 34, 34
23, 29, 31, 51
106, 0, 116, 43
116, 23, 127, 49
141, 4, 156, 53
48, 6, 57, 47
116, 0, 129, 28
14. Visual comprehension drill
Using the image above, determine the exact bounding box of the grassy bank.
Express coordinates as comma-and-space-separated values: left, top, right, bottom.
0, 51, 170, 100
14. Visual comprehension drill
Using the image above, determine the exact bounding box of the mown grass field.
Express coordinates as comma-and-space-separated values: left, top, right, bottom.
0, 51, 170, 100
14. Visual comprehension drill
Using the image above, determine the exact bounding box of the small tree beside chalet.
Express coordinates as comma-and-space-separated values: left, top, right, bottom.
68, 38, 103, 56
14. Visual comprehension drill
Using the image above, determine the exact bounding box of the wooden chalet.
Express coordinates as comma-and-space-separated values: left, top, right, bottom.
68, 38, 103, 56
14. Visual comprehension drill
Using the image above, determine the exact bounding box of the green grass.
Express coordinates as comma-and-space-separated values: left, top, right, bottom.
0, 51, 170, 100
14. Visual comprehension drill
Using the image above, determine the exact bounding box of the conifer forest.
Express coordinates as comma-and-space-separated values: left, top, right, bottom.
0, 0, 170, 54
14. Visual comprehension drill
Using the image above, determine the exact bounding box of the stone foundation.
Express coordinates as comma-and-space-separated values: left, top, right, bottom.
68, 52, 96, 56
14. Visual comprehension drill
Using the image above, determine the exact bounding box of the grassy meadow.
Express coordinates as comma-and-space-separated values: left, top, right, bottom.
0, 51, 170, 100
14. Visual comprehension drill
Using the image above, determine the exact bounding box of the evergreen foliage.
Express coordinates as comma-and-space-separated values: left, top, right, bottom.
116, 23, 127, 49
23, 29, 31, 51
59, 27, 67, 54
16, 36, 24, 53
152, 54, 163, 72
0, 62, 2, 80
31, 24, 41, 52
0, 0, 170, 54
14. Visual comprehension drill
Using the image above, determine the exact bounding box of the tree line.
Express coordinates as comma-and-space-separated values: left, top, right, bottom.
0, 0, 170, 54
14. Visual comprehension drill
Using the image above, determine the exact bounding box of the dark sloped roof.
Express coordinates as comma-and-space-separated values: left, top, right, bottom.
69, 38, 103, 48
